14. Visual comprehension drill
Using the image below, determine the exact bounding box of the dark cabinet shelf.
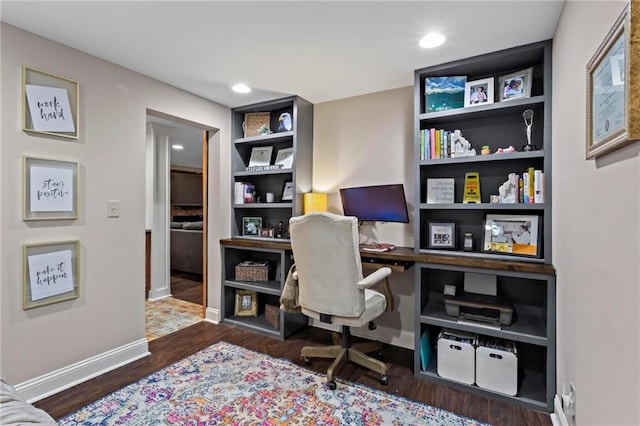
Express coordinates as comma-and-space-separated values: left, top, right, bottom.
222, 96, 312, 339
413, 40, 555, 412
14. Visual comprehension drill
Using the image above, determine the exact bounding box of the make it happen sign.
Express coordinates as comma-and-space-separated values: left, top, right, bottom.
25, 84, 76, 132
28, 249, 74, 301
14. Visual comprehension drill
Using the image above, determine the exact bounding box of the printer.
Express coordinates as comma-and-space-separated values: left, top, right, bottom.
443, 272, 514, 326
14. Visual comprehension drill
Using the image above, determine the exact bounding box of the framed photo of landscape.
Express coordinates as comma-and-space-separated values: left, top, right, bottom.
23, 156, 79, 221
424, 76, 466, 113
23, 240, 79, 310
22, 66, 79, 139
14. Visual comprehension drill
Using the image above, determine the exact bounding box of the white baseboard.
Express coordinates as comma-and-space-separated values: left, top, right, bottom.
15, 338, 150, 403
205, 307, 221, 323
309, 319, 414, 350
147, 288, 171, 300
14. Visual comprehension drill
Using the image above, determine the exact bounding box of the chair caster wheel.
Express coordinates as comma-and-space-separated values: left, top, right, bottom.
328, 380, 337, 390
380, 375, 388, 385
303, 357, 311, 365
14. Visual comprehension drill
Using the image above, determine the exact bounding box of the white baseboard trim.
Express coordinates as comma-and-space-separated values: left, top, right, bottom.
309, 319, 414, 350
205, 307, 221, 323
147, 288, 171, 301
15, 338, 150, 404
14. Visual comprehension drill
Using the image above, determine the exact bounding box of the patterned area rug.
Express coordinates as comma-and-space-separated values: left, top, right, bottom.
58, 341, 489, 425
145, 297, 202, 341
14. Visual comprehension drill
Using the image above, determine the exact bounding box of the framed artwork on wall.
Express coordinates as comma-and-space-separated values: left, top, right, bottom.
23, 156, 79, 221
23, 240, 79, 310
586, 3, 640, 159
22, 66, 79, 139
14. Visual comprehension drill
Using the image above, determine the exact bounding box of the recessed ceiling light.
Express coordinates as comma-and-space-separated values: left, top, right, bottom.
232, 83, 251, 93
172, 144, 184, 150
419, 32, 446, 48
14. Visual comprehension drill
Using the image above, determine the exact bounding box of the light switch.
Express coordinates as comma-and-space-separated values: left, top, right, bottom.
107, 200, 120, 218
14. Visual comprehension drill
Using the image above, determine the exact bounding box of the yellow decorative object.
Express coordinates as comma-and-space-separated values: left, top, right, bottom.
463, 172, 481, 204
303, 193, 328, 213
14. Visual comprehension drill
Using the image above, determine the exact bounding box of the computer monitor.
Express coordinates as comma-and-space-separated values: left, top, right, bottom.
339, 183, 409, 223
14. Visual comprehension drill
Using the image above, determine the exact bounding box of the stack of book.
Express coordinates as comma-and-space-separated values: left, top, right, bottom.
234, 182, 255, 204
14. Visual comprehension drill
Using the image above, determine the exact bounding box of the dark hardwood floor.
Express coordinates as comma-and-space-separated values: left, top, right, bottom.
170, 270, 203, 305
35, 321, 551, 425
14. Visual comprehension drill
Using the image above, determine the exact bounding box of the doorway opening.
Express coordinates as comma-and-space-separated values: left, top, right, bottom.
145, 112, 211, 341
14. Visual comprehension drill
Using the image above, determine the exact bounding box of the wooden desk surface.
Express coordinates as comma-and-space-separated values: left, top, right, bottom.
219, 238, 556, 275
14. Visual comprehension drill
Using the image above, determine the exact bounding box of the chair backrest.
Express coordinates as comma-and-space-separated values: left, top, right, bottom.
289, 213, 365, 318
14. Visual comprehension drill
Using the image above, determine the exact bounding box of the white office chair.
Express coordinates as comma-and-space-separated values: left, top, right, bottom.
289, 212, 393, 389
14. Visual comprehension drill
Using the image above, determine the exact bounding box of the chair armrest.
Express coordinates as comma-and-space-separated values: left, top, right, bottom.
357, 267, 394, 312
357, 267, 392, 289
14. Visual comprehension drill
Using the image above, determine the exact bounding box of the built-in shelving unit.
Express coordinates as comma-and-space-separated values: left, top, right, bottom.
413, 40, 556, 412
221, 96, 312, 338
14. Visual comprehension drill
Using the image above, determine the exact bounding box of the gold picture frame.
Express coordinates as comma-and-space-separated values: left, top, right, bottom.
22, 66, 79, 139
23, 240, 80, 310
23, 156, 79, 221
586, 3, 640, 159
234, 290, 258, 317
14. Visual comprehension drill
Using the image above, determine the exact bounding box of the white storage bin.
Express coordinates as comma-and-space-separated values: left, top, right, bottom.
476, 338, 518, 396
437, 329, 476, 385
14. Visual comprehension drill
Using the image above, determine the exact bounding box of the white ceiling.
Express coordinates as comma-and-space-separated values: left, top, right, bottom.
1, 1, 566, 168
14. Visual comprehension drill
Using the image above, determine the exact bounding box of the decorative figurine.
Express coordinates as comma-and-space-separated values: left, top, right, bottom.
522, 109, 535, 151
276, 220, 285, 238
278, 113, 292, 132
481, 145, 491, 155
451, 129, 476, 157
498, 173, 518, 203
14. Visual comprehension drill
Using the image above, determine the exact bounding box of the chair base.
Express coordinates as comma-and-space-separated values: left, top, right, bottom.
301, 335, 388, 386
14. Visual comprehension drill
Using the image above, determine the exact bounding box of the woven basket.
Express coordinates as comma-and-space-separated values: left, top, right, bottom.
235, 261, 270, 282
243, 112, 271, 138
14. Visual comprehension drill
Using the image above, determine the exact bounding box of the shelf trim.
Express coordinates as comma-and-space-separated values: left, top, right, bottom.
233, 203, 293, 209
224, 280, 281, 296
233, 131, 294, 145
418, 150, 544, 166
419, 203, 545, 211
418, 95, 545, 121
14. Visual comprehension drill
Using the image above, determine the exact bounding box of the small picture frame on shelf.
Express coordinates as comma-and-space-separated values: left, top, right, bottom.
464, 77, 494, 107
259, 227, 274, 238
23, 156, 79, 221
248, 146, 273, 167
242, 217, 262, 236
498, 68, 533, 101
281, 180, 294, 201
23, 240, 79, 310
482, 214, 541, 258
428, 222, 456, 249
234, 290, 258, 317
274, 147, 294, 169
22, 66, 79, 139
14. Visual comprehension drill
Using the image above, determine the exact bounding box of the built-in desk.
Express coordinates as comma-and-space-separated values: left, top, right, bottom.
219, 238, 555, 275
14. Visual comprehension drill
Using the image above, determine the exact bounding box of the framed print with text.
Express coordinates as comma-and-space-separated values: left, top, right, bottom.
22, 66, 79, 139
428, 222, 456, 249
23, 240, 79, 310
23, 156, 78, 221
586, 3, 640, 159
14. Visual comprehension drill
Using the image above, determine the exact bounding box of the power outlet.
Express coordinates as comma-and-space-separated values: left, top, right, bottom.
562, 382, 576, 420
107, 200, 120, 218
